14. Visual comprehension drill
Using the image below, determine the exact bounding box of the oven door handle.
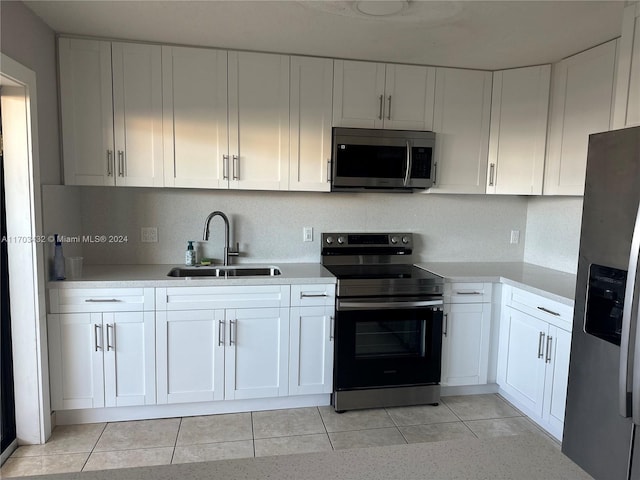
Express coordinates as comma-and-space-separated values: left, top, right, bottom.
337, 299, 443, 310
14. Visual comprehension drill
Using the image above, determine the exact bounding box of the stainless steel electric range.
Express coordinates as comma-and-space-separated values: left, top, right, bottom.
321, 232, 444, 412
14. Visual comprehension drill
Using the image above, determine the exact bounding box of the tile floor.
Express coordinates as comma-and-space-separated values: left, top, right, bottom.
0, 394, 559, 478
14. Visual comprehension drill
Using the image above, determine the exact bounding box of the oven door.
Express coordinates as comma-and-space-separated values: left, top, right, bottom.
334, 297, 443, 390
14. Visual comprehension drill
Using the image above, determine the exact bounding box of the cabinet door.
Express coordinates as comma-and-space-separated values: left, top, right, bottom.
498, 308, 547, 418
103, 312, 156, 407
441, 302, 491, 386
383, 64, 435, 130
545, 40, 617, 196
544, 325, 571, 439
333, 60, 386, 128
228, 51, 290, 190
613, 3, 640, 129
487, 65, 550, 195
112, 42, 164, 187
47, 313, 105, 410
225, 308, 289, 400
289, 56, 333, 192
155, 309, 225, 404
162, 46, 229, 189
429, 68, 492, 194
289, 306, 334, 395
58, 38, 115, 186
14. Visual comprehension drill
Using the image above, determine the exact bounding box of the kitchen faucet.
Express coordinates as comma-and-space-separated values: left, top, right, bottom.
202, 211, 240, 266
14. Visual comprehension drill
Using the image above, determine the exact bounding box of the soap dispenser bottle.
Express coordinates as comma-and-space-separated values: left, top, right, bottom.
53, 234, 66, 280
185, 241, 196, 266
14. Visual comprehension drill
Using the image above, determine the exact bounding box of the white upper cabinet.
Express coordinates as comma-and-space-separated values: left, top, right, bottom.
333, 60, 435, 130
487, 65, 551, 195
162, 46, 229, 189
59, 38, 164, 187
545, 40, 618, 196
228, 51, 290, 190
428, 68, 492, 194
613, 2, 640, 129
289, 56, 333, 192
59, 38, 115, 186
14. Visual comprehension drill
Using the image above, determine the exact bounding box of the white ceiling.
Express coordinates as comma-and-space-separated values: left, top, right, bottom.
24, 0, 625, 70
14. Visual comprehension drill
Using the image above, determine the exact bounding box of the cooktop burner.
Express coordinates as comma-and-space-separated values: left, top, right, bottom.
322, 264, 439, 281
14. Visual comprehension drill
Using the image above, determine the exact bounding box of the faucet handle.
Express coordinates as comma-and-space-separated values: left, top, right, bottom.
228, 242, 240, 256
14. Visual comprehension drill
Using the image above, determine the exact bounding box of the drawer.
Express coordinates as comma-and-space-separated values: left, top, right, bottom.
291, 284, 336, 307
507, 286, 573, 329
50, 288, 155, 313
444, 283, 493, 303
156, 285, 291, 310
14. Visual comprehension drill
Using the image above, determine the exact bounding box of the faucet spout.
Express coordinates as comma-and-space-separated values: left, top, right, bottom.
202, 211, 239, 266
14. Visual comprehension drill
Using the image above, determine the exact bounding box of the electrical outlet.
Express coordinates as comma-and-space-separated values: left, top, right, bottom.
510, 229, 520, 244
141, 227, 158, 243
303, 227, 313, 242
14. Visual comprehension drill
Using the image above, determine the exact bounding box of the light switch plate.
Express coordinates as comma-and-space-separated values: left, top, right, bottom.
303, 227, 313, 242
141, 227, 158, 243
510, 230, 520, 244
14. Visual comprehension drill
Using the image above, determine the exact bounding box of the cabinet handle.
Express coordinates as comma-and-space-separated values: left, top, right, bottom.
107, 150, 113, 176
537, 306, 561, 316
433, 162, 437, 186
329, 316, 334, 341
327, 159, 331, 183
117, 150, 125, 177
230, 319, 236, 345
85, 299, 122, 303
545, 336, 553, 363
455, 291, 482, 295
489, 163, 495, 186
106, 323, 115, 351
300, 292, 328, 299
537, 331, 545, 359
378, 94, 384, 120
218, 320, 225, 347
443, 313, 448, 337
223, 154, 229, 180
94, 324, 102, 352
232, 155, 239, 180
387, 95, 392, 120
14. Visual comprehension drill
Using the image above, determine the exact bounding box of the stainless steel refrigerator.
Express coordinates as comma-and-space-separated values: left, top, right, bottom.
563, 125, 640, 480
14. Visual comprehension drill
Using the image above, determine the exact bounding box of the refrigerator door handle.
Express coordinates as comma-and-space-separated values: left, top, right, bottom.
621, 203, 640, 419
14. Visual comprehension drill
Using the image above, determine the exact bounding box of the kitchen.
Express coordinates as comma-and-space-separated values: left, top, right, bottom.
0, 0, 639, 478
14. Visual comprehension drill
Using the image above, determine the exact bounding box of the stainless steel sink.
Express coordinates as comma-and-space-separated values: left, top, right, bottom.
167, 266, 281, 278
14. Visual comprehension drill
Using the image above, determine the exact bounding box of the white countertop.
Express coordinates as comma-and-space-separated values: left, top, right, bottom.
47, 263, 336, 289
416, 262, 577, 306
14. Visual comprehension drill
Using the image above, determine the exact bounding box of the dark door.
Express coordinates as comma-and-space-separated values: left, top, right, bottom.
1, 114, 17, 454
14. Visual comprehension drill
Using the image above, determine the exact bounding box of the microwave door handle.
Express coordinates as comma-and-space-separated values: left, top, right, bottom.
403, 140, 411, 187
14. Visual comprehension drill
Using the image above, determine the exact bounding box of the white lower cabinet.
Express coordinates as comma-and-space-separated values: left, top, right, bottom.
155, 307, 289, 404
497, 286, 572, 440
289, 305, 334, 395
441, 283, 492, 386
48, 311, 156, 410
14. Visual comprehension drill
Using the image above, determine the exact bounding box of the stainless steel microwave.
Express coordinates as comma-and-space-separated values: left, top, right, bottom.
331, 127, 436, 192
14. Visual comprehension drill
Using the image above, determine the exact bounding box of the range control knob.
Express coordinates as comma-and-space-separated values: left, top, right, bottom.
325, 236, 334, 245
337, 236, 345, 245
402, 236, 410, 244
390, 236, 399, 244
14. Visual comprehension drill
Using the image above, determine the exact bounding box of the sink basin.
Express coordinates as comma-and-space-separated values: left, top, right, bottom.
167, 266, 281, 278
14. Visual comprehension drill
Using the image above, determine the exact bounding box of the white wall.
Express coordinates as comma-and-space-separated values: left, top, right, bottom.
523, 196, 583, 273
42, 187, 529, 266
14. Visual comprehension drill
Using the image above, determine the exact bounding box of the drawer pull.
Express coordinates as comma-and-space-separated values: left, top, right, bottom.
537, 306, 560, 316
537, 331, 545, 359
300, 292, 328, 299
85, 299, 122, 303
455, 291, 482, 295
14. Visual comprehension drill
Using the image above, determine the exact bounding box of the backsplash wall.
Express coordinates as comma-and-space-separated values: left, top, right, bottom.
43, 186, 529, 266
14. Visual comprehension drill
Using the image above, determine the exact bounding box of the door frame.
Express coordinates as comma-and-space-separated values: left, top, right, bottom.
0, 53, 51, 445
